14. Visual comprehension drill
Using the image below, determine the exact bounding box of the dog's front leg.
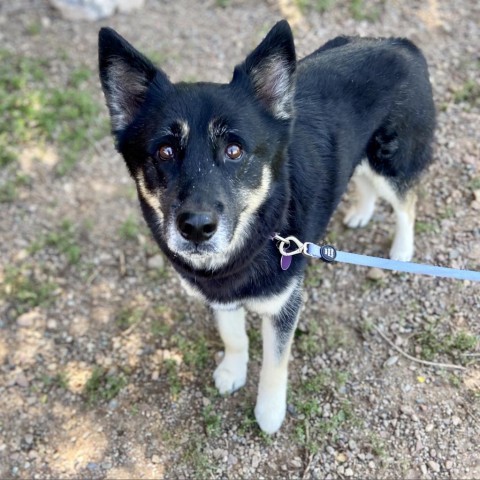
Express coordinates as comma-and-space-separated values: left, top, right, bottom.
213, 307, 249, 394
254, 284, 302, 434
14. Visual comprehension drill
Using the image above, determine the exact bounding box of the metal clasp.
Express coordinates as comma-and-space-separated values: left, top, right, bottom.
273, 234, 304, 257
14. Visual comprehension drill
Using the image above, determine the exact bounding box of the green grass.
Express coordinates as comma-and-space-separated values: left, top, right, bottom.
84, 367, 127, 404
163, 359, 182, 398
294, 0, 334, 13
414, 325, 478, 362
39, 372, 68, 390
0, 173, 31, 203
202, 404, 222, 437
30, 219, 81, 265
453, 80, 480, 107
2, 266, 57, 315
349, 0, 381, 22
0, 50, 108, 175
119, 216, 141, 241
115, 307, 144, 330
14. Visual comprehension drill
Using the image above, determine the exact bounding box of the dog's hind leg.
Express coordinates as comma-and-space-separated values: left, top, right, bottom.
213, 307, 249, 394
247, 279, 303, 434
344, 163, 377, 228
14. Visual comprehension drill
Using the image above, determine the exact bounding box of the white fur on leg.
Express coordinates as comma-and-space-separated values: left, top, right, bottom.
390, 200, 416, 261
254, 316, 294, 434
213, 308, 249, 394
344, 171, 377, 228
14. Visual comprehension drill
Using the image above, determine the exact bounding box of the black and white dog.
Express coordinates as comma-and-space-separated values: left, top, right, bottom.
98, 21, 435, 433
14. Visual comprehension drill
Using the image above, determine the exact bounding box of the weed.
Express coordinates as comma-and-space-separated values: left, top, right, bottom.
202, 404, 222, 437
294, 0, 333, 13
84, 367, 127, 404
0, 51, 107, 175
453, 80, 480, 107
39, 372, 68, 390
0, 173, 30, 203
2, 266, 57, 314
182, 437, 216, 476
119, 216, 140, 241
215, 0, 230, 7
414, 325, 478, 361
164, 359, 182, 397
30, 219, 81, 265
174, 334, 210, 369
349, 0, 381, 22
469, 177, 480, 190
415, 220, 438, 234
115, 307, 143, 330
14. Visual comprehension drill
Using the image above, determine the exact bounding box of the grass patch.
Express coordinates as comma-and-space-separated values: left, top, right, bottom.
84, 367, 127, 404
414, 324, 478, 362
0, 173, 31, 203
349, 0, 382, 22
163, 359, 182, 398
415, 220, 438, 234
39, 372, 68, 391
453, 80, 480, 107
119, 216, 141, 241
294, 0, 334, 13
202, 404, 222, 437
115, 307, 143, 330
30, 219, 82, 265
2, 266, 57, 315
0, 50, 107, 175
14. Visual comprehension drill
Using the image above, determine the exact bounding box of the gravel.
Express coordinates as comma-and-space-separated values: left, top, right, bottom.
1, 0, 479, 478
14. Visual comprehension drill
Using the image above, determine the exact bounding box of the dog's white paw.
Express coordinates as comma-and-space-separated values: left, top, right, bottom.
343, 205, 374, 228
390, 243, 414, 262
213, 353, 248, 395
254, 396, 286, 435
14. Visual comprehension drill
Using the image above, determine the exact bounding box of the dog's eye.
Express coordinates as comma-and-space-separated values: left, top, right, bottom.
157, 144, 175, 161
225, 143, 243, 161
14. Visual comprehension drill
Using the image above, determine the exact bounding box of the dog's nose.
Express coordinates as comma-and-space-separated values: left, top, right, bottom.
176, 211, 218, 243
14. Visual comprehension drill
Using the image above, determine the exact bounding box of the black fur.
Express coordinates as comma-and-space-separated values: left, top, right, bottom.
98, 22, 434, 305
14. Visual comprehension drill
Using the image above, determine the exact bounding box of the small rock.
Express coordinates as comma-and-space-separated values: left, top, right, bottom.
24, 434, 34, 445
291, 457, 302, 468
367, 267, 385, 281
147, 254, 165, 270
17, 311, 40, 327
336, 452, 347, 463
46, 319, 58, 330
345, 468, 354, 477
252, 454, 261, 469
445, 460, 453, 470
151, 454, 161, 464
15, 373, 29, 388
425, 423, 434, 433
384, 355, 399, 367
228, 454, 238, 466
428, 460, 440, 473
474, 189, 480, 202
451, 416, 461, 426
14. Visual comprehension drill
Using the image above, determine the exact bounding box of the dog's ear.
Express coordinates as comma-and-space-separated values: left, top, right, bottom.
234, 20, 296, 120
98, 28, 171, 133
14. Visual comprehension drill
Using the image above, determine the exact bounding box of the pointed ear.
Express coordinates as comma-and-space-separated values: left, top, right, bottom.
98, 28, 170, 133
237, 20, 296, 120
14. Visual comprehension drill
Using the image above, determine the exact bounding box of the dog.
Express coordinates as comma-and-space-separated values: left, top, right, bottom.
98, 20, 435, 434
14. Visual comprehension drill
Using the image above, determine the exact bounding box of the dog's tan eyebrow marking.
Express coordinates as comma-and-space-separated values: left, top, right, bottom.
162, 120, 190, 147
208, 118, 230, 143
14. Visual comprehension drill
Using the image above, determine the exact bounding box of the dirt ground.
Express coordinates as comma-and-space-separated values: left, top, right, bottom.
0, 0, 479, 478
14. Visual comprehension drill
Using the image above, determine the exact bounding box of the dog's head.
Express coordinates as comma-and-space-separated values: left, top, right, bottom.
99, 21, 296, 271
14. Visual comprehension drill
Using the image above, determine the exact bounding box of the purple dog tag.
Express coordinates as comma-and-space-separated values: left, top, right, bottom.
281, 255, 292, 271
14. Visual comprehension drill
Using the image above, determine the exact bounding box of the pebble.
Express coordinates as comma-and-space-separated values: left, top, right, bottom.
451, 416, 461, 426
345, 468, 354, 477
151, 454, 161, 464
384, 355, 399, 367
445, 460, 453, 470
14, 373, 29, 388
17, 311, 40, 327
428, 460, 440, 473
367, 267, 385, 281
425, 423, 434, 432
147, 254, 165, 270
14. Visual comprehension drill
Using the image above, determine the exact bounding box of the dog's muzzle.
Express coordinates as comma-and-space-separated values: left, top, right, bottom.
176, 211, 219, 244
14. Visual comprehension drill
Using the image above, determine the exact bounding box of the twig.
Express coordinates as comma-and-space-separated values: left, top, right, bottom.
374, 326, 467, 371
460, 353, 480, 357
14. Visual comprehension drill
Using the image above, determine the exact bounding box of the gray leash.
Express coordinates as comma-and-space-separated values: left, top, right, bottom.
273, 234, 480, 282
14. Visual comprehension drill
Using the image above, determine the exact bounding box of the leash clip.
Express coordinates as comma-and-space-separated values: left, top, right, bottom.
273, 234, 304, 257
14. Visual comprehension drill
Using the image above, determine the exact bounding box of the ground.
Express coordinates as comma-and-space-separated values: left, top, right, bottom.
0, 0, 479, 478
